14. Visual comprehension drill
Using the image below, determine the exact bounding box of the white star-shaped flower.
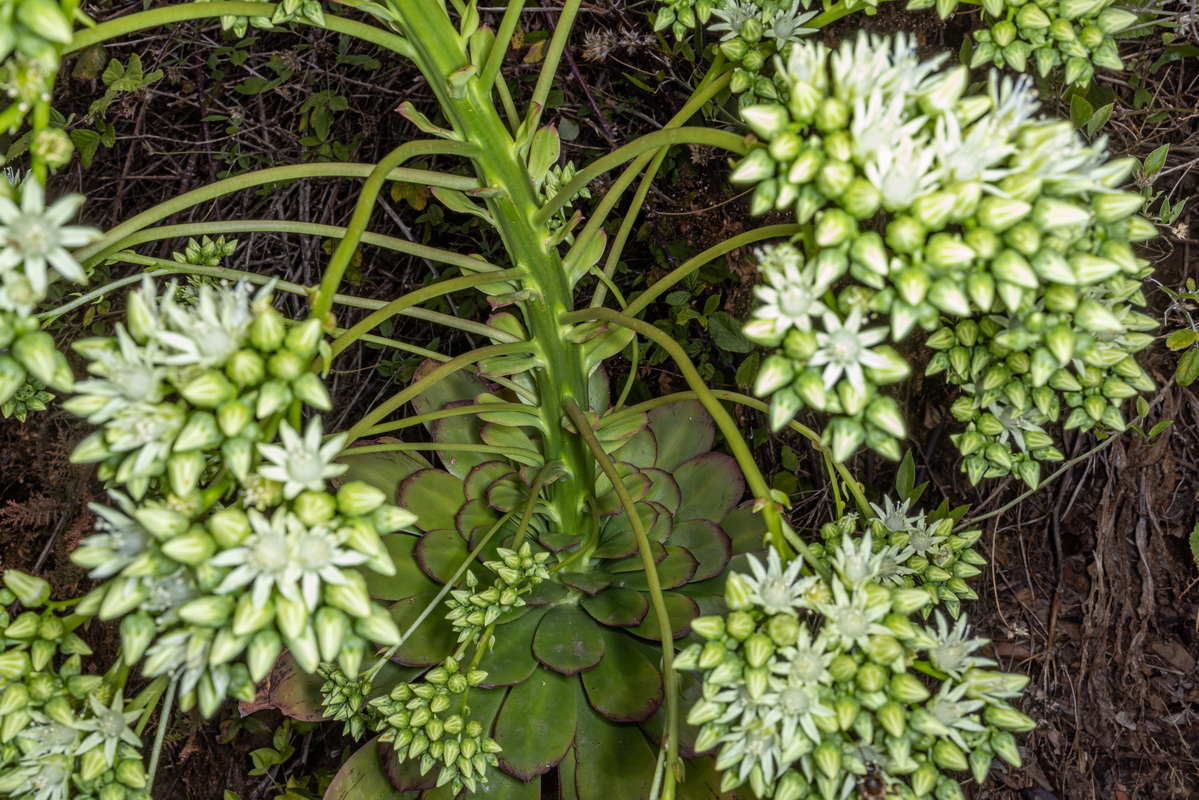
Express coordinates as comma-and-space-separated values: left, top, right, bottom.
257, 418, 348, 499
809, 310, 890, 393
0, 179, 98, 294
77, 690, 142, 767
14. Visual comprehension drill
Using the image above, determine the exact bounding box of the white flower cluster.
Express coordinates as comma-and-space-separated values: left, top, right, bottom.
0, 571, 150, 800
0, 175, 99, 414
674, 549, 1033, 800
737, 33, 1156, 478
65, 279, 418, 716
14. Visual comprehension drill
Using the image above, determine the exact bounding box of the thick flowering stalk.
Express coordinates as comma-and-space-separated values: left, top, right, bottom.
0, 571, 151, 800
65, 278, 419, 716
737, 32, 1156, 475
908, 0, 1138, 87
674, 547, 1033, 800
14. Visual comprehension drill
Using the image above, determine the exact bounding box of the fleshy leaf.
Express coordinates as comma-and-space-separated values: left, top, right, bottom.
399, 469, 465, 532
475, 606, 548, 687
522, 579, 569, 606
574, 691, 658, 799
667, 519, 731, 582
327, 737, 405, 799
593, 467, 652, 515
380, 734, 437, 793
609, 426, 657, 469
462, 770, 540, 799
387, 593, 456, 666
581, 627, 662, 722
626, 591, 699, 642
647, 400, 714, 471
538, 531, 583, 552
456, 497, 502, 541
641, 468, 682, 515
414, 528, 472, 584
480, 422, 543, 466
337, 440, 430, 498
605, 541, 666, 572
588, 365, 611, 416
611, 545, 697, 591
580, 587, 649, 628
494, 667, 578, 779
721, 502, 769, 556
559, 571, 613, 596
463, 461, 516, 501
532, 606, 605, 675
674, 452, 744, 523
365, 535, 439, 601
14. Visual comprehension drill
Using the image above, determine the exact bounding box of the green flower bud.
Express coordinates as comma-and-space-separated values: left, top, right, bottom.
815, 208, 855, 248
741, 105, 790, 139
13, 331, 73, 392
3, 570, 49, 607
731, 149, 775, 184
690, 615, 725, 640
886, 216, 926, 254
828, 653, 858, 683
991, 730, 1022, 766
116, 756, 148, 789
986, 703, 1036, 731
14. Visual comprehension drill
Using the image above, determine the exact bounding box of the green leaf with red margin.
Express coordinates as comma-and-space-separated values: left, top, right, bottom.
414, 528, 472, 584
494, 666, 578, 779
325, 736, 405, 800
626, 591, 699, 641
647, 400, 714, 471
532, 606, 605, 675
365, 534, 439, 601
336, 442, 430, 499
462, 770, 540, 799
641, 468, 682, 515
464, 461, 516, 500
559, 571, 612, 595
409, 358, 490, 418
238, 652, 330, 721
573, 692, 658, 799
667, 519, 731, 582
674, 453, 744, 523
720, 502, 768, 556
475, 605, 549, 687
580, 587, 649, 627
580, 627, 662, 722
387, 593, 456, 666
609, 426, 657, 469
399, 469, 465, 532
611, 546, 697, 591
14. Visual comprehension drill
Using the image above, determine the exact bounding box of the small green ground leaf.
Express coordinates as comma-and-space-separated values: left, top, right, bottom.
476, 606, 548, 687
626, 591, 699, 641
1178, 348, 1199, 386
387, 593, 456, 666
674, 453, 744, 523
327, 737, 406, 799
1166, 329, 1197, 351
414, 528, 472, 584
1190, 522, 1199, 569
573, 693, 658, 798
533, 606, 606, 675
580, 586, 649, 627
494, 667, 578, 779
399, 470, 465, 532
580, 627, 662, 722
647, 400, 714, 471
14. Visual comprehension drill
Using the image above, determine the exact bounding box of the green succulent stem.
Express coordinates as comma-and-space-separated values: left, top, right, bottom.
128, 675, 172, 738
345, 341, 535, 442
561, 308, 792, 556
329, 267, 525, 357
548, 497, 603, 574
356, 402, 535, 437
65, 2, 414, 58
313, 140, 483, 320
624, 224, 804, 317
105, 220, 505, 275
479, 0, 527, 97
146, 674, 179, 792
534, 127, 750, 225
73, 155, 480, 268
338, 441, 541, 460
511, 462, 562, 550
562, 398, 679, 800
382, 0, 596, 539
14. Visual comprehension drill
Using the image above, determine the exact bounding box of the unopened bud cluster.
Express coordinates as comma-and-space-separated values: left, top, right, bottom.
810, 498, 986, 620
196, 0, 325, 39
1, 0, 85, 138
673, 549, 1033, 799
738, 33, 1155, 468
909, 0, 1137, 87
319, 543, 548, 793
0, 571, 150, 800
0, 176, 99, 413
65, 278, 418, 716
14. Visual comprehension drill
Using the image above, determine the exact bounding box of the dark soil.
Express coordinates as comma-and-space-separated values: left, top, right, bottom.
1, 0, 1196, 798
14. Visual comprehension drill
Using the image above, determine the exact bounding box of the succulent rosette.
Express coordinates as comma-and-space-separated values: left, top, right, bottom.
736, 32, 1156, 479
673, 545, 1034, 800
292, 363, 770, 797
0, 571, 151, 800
